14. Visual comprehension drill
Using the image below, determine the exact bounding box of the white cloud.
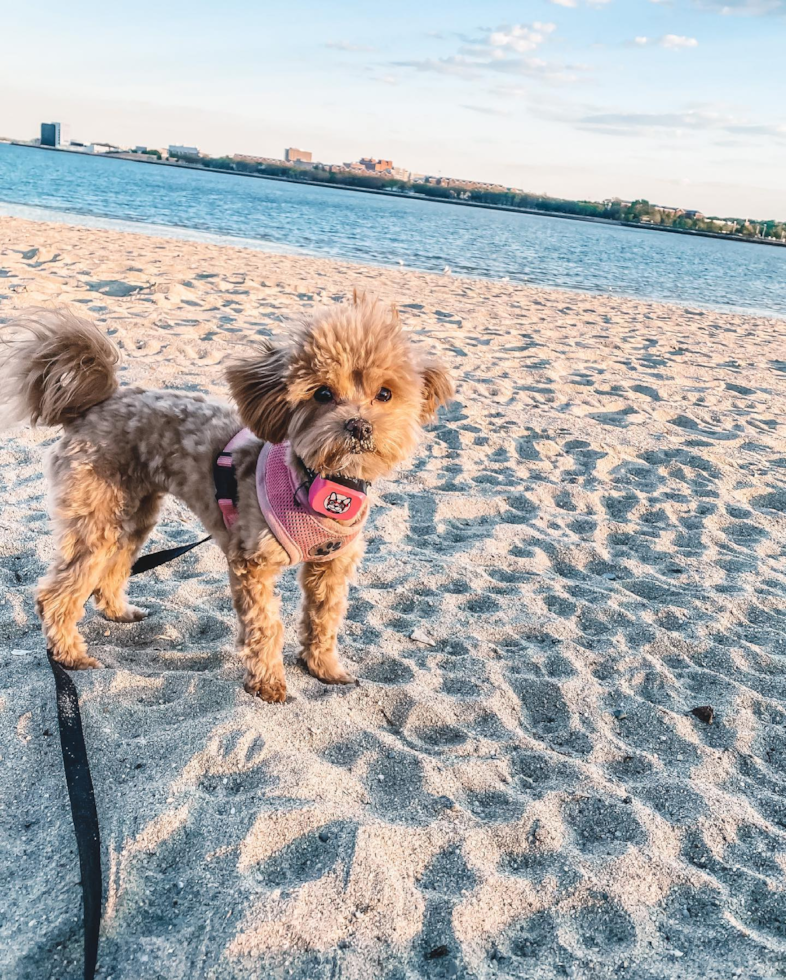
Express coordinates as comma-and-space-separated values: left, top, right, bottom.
575, 106, 786, 142
660, 33, 699, 47
488, 23, 556, 54
696, 0, 782, 13
548, 0, 578, 7
461, 104, 512, 117
658, 34, 699, 51
632, 34, 699, 48
394, 21, 584, 84
325, 41, 375, 53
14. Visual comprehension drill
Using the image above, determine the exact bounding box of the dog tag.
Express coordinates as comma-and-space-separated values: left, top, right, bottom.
308, 476, 366, 521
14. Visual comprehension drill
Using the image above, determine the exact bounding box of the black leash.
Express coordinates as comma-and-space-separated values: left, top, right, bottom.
48, 652, 102, 980
130, 535, 211, 575
48, 533, 211, 980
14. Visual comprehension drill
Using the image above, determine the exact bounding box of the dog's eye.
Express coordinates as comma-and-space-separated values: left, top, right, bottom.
314, 386, 334, 404
375, 387, 392, 403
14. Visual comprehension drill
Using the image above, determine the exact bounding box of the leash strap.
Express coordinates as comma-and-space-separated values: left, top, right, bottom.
48, 652, 102, 980
49, 532, 211, 979
130, 535, 211, 575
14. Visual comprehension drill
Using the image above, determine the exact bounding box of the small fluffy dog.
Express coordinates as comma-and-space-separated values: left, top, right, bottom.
0, 295, 452, 702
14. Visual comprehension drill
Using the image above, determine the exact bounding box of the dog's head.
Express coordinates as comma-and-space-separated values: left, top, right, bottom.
226, 293, 453, 481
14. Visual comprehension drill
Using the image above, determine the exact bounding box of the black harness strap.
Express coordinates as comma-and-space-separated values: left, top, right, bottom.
49, 531, 212, 980
213, 448, 239, 507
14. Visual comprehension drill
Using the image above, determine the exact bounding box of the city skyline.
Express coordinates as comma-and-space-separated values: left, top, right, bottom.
1, 1, 784, 220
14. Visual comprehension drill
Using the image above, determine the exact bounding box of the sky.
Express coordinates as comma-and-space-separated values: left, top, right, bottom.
1, 0, 784, 220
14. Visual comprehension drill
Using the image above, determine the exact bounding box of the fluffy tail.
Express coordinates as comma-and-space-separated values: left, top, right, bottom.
0, 308, 119, 428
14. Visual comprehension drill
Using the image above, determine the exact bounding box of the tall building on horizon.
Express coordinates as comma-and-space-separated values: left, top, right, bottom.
41, 122, 67, 147
285, 147, 312, 163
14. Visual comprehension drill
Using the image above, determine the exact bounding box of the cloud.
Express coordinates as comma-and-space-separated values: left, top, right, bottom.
548, 0, 578, 6
461, 104, 512, 117
576, 107, 786, 141
394, 21, 586, 85
324, 41, 375, 53
660, 33, 699, 47
488, 22, 556, 53
393, 55, 480, 78
695, 0, 782, 13
394, 54, 584, 83
632, 34, 699, 48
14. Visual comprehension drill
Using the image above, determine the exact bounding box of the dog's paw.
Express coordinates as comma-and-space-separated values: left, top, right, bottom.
101, 603, 148, 623
53, 653, 105, 670
301, 658, 357, 686
244, 675, 287, 703
322, 668, 358, 686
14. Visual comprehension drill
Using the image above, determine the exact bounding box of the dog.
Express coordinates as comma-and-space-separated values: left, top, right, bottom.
0, 295, 453, 702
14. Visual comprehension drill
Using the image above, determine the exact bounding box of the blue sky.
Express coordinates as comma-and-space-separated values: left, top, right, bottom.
1, 0, 784, 219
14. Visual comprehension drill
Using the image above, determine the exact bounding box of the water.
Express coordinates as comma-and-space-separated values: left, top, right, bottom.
1, 142, 784, 318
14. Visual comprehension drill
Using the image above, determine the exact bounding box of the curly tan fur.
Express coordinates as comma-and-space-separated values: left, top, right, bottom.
0, 308, 119, 427
2, 294, 453, 700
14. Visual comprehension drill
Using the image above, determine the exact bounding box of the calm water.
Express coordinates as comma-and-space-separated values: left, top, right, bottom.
1, 142, 784, 317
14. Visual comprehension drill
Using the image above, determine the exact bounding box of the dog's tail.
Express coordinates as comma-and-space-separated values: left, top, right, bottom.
0, 308, 119, 428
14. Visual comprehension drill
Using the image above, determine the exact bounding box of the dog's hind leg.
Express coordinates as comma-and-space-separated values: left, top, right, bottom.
93, 493, 162, 622
37, 531, 119, 670
37, 468, 130, 669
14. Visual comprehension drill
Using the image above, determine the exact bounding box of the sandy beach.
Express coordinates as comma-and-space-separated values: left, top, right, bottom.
2, 213, 786, 980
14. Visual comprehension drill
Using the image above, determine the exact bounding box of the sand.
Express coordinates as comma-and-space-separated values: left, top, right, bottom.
1, 213, 786, 980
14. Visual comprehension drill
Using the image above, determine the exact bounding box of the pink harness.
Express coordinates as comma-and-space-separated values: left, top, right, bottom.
215, 429, 369, 565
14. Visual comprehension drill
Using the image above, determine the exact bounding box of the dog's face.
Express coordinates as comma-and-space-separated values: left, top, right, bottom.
226, 295, 453, 481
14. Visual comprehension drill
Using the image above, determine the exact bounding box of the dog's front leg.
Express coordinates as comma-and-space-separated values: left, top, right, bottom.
230, 559, 287, 702
298, 541, 363, 685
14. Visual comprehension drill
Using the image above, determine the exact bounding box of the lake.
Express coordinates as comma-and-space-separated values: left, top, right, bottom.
0, 142, 783, 318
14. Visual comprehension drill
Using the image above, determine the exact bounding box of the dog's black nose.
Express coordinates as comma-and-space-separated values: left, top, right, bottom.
345, 417, 373, 442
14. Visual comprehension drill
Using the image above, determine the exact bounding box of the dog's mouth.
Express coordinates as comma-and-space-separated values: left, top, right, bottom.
348, 434, 376, 455
299, 436, 378, 479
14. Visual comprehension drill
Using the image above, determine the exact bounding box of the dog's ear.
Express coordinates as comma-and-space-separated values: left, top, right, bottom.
419, 360, 454, 423
225, 340, 292, 443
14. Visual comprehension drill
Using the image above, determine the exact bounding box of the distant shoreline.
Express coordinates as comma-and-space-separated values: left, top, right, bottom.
8, 141, 786, 250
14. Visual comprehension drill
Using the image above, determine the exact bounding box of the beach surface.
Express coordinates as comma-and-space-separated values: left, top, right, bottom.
1, 214, 786, 980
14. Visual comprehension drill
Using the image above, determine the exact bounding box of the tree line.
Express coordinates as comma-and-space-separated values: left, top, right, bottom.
169, 153, 785, 243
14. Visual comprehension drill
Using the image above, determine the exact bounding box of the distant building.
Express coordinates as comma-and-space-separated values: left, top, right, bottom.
358, 157, 393, 172
381, 166, 410, 181
683, 210, 705, 220
168, 144, 200, 158
41, 122, 68, 147
284, 147, 312, 163
233, 153, 286, 166
87, 142, 120, 154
